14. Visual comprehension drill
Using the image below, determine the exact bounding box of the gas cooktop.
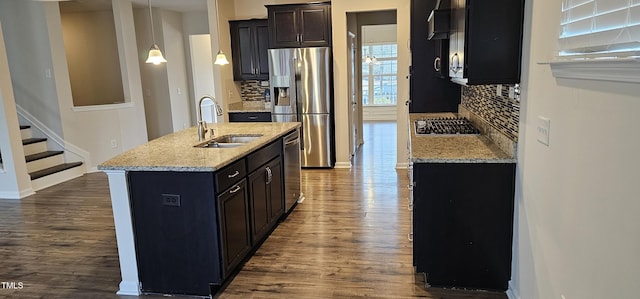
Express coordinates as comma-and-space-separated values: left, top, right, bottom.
414, 117, 480, 135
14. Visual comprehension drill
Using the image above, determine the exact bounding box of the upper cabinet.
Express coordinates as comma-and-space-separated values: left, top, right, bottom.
230, 19, 270, 81
266, 2, 332, 48
448, 0, 525, 85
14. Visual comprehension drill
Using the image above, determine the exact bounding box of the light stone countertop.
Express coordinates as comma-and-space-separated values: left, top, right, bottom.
98, 122, 300, 172
227, 101, 271, 113
410, 113, 515, 163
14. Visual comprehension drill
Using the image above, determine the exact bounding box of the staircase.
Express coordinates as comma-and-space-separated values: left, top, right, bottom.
20, 125, 84, 191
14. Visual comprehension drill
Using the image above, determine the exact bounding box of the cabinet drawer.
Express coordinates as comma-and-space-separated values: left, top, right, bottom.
228, 112, 271, 122
216, 159, 247, 193
246, 139, 282, 173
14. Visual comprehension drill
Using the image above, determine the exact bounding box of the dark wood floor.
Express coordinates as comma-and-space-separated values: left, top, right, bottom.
0, 121, 506, 299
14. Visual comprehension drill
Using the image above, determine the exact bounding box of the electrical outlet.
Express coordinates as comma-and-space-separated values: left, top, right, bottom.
260, 80, 269, 87
110, 139, 118, 148
496, 84, 502, 97
536, 116, 550, 146
177, 87, 182, 95
161, 194, 181, 207
228, 89, 233, 98
45, 68, 52, 79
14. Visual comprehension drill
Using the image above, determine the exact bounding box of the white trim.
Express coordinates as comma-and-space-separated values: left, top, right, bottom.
71, 102, 133, 112
334, 161, 352, 169
545, 58, 640, 83
16, 104, 91, 166
0, 187, 35, 200
104, 170, 141, 296
507, 281, 519, 299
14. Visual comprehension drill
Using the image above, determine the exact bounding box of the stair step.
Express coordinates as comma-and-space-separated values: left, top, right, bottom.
29, 162, 83, 181
20, 125, 32, 139
25, 150, 64, 163
22, 137, 47, 145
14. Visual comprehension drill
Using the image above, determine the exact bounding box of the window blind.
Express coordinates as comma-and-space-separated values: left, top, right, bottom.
559, 0, 640, 57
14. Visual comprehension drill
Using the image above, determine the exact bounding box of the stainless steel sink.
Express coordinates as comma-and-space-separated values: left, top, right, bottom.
212, 134, 263, 143
194, 134, 263, 148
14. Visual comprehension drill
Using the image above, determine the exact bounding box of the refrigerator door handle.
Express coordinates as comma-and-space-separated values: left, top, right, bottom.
293, 54, 304, 150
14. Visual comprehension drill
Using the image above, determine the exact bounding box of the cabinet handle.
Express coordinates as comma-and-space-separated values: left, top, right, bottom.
408, 232, 413, 242
248, 116, 258, 120
228, 170, 240, 178
229, 185, 241, 193
265, 167, 272, 184
434, 56, 441, 72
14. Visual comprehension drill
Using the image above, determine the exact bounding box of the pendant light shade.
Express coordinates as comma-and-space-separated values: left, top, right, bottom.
214, 50, 229, 65
213, 0, 228, 66
146, 44, 167, 64
145, 0, 166, 64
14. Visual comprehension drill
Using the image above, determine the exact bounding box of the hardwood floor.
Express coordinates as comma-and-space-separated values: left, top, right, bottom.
0, 121, 506, 299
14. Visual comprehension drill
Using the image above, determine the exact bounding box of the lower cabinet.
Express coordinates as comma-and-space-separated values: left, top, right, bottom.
217, 179, 251, 277
127, 138, 287, 297
412, 162, 516, 291
248, 157, 284, 244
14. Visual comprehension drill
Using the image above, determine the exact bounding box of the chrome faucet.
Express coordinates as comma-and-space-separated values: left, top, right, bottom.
197, 95, 223, 141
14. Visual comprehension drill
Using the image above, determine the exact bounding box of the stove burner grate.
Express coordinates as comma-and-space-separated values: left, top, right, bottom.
415, 117, 480, 135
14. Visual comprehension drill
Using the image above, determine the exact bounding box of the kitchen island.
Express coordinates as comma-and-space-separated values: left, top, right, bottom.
99, 122, 300, 297
409, 113, 516, 292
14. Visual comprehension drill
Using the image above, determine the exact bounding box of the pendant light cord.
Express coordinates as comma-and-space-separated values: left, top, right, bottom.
148, 0, 156, 45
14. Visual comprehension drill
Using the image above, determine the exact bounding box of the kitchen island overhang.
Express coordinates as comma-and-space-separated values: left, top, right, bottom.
98, 122, 300, 297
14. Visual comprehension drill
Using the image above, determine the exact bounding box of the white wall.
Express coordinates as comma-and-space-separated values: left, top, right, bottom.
331, 0, 411, 169
512, 0, 640, 298
161, 10, 192, 132
0, 21, 33, 199
0, 0, 64, 137
182, 11, 209, 125
134, 6, 173, 140
60, 10, 125, 106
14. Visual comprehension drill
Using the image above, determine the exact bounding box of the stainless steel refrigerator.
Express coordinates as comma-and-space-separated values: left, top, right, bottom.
269, 47, 334, 168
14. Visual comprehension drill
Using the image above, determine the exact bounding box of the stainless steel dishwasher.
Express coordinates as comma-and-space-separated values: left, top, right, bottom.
283, 129, 302, 213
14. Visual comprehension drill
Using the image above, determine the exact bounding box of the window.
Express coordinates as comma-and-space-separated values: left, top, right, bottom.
550, 0, 640, 83
362, 44, 398, 106
559, 0, 640, 57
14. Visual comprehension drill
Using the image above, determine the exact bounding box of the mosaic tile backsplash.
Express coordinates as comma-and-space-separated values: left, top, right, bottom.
240, 80, 270, 101
461, 85, 520, 142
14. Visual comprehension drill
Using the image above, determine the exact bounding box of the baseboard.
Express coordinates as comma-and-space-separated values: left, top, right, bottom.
0, 187, 35, 200
334, 161, 352, 169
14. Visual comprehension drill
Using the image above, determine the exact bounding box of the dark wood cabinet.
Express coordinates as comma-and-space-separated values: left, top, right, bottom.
248, 157, 283, 244
412, 162, 516, 291
409, 0, 461, 113
230, 19, 270, 81
128, 171, 221, 296
217, 179, 251, 277
228, 112, 271, 122
267, 2, 332, 48
127, 136, 290, 297
448, 0, 525, 84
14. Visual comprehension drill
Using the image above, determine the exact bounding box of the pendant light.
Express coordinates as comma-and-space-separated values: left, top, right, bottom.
145, 0, 167, 64
213, 0, 229, 65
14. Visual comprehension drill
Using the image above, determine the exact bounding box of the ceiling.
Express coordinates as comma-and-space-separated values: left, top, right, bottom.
58, 0, 207, 13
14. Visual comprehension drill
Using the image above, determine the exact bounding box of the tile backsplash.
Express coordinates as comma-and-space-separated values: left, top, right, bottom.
461, 85, 520, 142
240, 80, 270, 101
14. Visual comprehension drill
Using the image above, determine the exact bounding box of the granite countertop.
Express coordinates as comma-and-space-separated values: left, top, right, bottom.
227, 101, 271, 113
98, 122, 300, 172
410, 113, 515, 163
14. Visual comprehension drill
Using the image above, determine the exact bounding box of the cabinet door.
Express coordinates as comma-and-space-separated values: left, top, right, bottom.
298, 5, 331, 47
248, 167, 270, 244
217, 179, 251, 277
255, 22, 270, 79
267, 157, 284, 224
268, 7, 300, 48
231, 21, 257, 80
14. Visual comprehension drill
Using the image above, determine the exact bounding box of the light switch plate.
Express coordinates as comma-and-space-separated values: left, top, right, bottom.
536, 116, 550, 146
